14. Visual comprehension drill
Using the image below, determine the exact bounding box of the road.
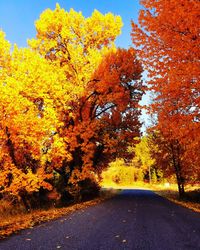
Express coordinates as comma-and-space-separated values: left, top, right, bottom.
0, 189, 200, 250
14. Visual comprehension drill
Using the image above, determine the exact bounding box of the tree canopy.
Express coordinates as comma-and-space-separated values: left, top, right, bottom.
131, 0, 200, 196
0, 5, 144, 206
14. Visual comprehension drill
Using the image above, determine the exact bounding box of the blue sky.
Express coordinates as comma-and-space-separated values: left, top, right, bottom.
0, 0, 150, 132
0, 0, 141, 48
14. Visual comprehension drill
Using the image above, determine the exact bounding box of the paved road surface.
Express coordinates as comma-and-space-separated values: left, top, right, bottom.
1, 189, 200, 250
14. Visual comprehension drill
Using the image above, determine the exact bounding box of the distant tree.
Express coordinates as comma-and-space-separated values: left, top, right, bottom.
148, 131, 186, 197
131, 136, 156, 184
101, 159, 139, 186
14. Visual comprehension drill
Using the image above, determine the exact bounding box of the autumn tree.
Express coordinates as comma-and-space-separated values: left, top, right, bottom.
131, 136, 157, 184
131, 0, 200, 196
0, 4, 144, 206
148, 131, 187, 195
101, 158, 143, 187
29, 4, 144, 199
0, 31, 74, 208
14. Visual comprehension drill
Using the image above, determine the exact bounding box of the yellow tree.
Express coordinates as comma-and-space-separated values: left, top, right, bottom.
132, 136, 156, 183
0, 31, 72, 207
28, 4, 123, 97
101, 159, 136, 187
29, 5, 144, 197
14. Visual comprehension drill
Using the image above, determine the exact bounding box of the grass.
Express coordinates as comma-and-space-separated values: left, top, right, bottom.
0, 188, 118, 239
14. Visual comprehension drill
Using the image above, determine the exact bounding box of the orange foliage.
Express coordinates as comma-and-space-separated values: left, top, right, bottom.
131, 0, 200, 195
0, 5, 144, 205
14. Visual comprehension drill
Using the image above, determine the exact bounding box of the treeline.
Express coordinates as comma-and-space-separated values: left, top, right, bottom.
0, 5, 144, 209
101, 158, 163, 187
131, 0, 200, 197
104, 0, 200, 196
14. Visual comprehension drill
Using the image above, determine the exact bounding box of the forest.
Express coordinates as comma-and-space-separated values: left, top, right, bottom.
0, 0, 199, 224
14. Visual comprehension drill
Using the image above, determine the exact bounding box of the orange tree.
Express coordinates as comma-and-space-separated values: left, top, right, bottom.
0, 5, 144, 206
131, 0, 200, 196
29, 5, 144, 198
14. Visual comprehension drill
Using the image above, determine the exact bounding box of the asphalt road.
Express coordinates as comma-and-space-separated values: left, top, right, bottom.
1, 189, 200, 250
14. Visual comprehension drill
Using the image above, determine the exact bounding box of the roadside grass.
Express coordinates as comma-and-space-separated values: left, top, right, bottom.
0, 188, 118, 239
152, 184, 200, 213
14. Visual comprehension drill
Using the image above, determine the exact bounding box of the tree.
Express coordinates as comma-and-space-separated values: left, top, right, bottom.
133, 136, 156, 184
0, 31, 73, 208
0, 5, 145, 206
101, 158, 142, 186
148, 131, 186, 196
29, 4, 145, 198
131, 0, 200, 196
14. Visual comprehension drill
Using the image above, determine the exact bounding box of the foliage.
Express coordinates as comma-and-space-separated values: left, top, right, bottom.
101, 158, 144, 187
131, 0, 200, 196
0, 5, 144, 207
0, 38, 70, 205
129, 136, 164, 184
131, 136, 155, 171
148, 131, 188, 197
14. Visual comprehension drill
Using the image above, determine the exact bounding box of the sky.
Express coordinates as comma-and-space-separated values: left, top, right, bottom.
0, 0, 150, 132
0, 0, 141, 48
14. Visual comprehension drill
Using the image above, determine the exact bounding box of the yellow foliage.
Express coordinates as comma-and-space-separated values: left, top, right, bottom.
101, 158, 144, 187
0, 5, 143, 202
28, 4, 122, 98
0, 6, 124, 198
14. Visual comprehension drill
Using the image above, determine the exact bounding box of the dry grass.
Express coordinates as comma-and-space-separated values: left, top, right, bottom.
0, 188, 118, 239
152, 184, 200, 213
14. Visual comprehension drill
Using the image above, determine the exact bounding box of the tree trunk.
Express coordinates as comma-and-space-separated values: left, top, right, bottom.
20, 193, 31, 211
170, 142, 185, 199
5, 126, 18, 167
176, 172, 185, 199
149, 165, 151, 185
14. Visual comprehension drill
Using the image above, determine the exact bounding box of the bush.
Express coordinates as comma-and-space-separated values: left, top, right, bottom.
79, 178, 100, 201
